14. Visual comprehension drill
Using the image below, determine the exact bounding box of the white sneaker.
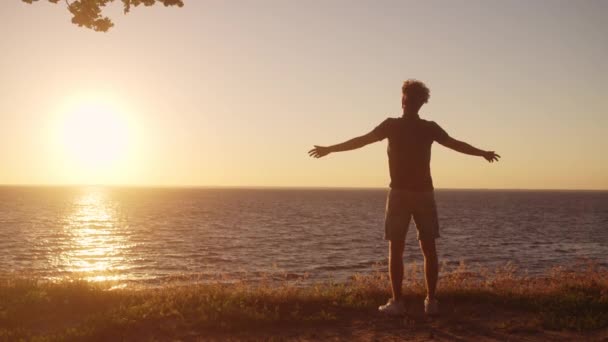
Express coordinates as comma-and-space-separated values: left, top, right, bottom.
424, 297, 439, 316
378, 298, 404, 316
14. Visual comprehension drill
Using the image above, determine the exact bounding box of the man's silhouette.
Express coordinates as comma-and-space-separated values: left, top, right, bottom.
308, 79, 500, 316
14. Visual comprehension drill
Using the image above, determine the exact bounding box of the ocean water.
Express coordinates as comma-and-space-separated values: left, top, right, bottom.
0, 186, 607, 286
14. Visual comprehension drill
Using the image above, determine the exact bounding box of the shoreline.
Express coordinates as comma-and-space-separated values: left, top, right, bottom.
3, 259, 606, 291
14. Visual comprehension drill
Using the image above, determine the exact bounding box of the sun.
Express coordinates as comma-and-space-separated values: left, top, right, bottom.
56, 100, 134, 183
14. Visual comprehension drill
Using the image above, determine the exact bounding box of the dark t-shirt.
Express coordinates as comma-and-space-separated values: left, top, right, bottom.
372, 116, 449, 191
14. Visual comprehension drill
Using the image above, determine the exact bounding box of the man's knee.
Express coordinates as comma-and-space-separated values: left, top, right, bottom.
419, 238, 437, 260
389, 239, 405, 261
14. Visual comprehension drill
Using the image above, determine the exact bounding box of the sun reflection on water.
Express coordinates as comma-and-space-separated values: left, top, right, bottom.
61, 188, 131, 282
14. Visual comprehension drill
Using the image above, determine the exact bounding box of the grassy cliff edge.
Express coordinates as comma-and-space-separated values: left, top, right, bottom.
1, 261, 607, 341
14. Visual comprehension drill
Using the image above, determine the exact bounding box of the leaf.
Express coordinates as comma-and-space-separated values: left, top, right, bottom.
22, 0, 184, 32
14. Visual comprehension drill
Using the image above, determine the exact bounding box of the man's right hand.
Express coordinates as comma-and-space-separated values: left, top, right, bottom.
482, 151, 501, 163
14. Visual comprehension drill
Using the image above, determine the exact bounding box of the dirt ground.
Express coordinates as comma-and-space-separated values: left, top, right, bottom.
182, 298, 608, 342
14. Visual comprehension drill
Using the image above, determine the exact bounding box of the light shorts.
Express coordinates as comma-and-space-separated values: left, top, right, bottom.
384, 189, 440, 241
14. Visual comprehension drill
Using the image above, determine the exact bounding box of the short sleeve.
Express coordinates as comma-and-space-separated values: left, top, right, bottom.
431, 122, 449, 144
371, 118, 393, 141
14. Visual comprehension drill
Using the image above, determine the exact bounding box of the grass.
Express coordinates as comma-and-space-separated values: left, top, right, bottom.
0, 260, 607, 341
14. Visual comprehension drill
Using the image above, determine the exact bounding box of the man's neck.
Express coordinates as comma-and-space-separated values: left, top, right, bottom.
402, 109, 420, 119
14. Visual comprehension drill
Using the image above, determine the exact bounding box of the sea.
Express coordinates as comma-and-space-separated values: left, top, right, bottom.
1, 186, 606, 287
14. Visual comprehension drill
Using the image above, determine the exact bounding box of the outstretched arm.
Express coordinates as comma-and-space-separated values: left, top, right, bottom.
308, 131, 379, 158
439, 136, 500, 162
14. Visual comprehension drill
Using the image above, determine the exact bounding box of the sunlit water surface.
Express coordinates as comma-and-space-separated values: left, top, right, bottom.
1, 187, 606, 287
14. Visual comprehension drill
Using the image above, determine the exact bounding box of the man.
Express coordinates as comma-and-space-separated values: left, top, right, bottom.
308, 79, 500, 316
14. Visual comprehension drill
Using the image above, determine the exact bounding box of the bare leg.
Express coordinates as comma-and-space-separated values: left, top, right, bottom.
419, 238, 438, 300
389, 239, 405, 301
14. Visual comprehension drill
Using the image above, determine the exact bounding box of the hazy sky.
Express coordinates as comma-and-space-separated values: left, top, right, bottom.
1, 1, 607, 189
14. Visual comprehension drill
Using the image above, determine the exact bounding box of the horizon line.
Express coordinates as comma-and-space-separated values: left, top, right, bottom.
0, 183, 607, 192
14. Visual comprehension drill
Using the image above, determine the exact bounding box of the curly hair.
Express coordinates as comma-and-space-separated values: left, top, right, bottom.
402, 79, 430, 105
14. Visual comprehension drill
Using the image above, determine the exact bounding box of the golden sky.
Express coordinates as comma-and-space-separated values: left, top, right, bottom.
0, 1, 606, 189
